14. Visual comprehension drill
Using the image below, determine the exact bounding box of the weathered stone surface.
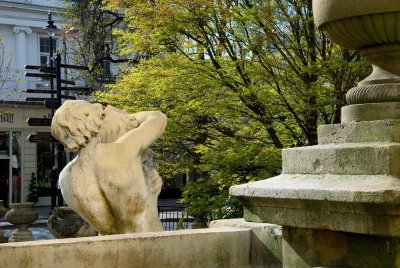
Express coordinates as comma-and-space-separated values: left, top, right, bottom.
283, 226, 400, 268
51, 100, 167, 235
282, 143, 400, 175
318, 120, 400, 144
0, 228, 251, 268
210, 219, 282, 268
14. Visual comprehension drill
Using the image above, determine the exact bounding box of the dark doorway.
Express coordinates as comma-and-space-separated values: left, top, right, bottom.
0, 159, 9, 207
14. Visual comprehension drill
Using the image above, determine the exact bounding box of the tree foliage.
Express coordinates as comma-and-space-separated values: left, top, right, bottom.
27, 172, 38, 203
63, 0, 131, 90
105, 0, 369, 145
0, 35, 20, 101
69, 0, 370, 217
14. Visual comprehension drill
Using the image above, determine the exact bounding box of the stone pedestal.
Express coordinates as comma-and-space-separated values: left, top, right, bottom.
5, 203, 38, 242
231, 120, 400, 266
230, 1, 400, 266
0, 200, 8, 243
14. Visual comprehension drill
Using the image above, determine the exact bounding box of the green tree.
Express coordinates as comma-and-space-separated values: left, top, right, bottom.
62, 0, 131, 90
92, 0, 369, 218
27, 173, 38, 203
0, 35, 20, 101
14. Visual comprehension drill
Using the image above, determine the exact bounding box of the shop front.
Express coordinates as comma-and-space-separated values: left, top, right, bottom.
0, 131, 22, 206
0, 103, 54, 207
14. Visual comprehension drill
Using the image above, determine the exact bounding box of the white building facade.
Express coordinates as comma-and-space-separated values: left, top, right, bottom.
0, 0, 65, 206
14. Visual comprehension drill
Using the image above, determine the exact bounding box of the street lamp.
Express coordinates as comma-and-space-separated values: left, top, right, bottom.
43, 10, 57, 69
43, 10, 58, 210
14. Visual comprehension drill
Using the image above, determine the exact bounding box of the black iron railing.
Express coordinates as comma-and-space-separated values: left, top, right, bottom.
158, 206, 193, 231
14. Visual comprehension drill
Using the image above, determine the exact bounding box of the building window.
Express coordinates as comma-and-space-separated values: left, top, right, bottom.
36, 141, 52, 197
101, 43, 112, 82
36, 136, 71, 197
102, 55, 111, 79
40, 37, 57, 66
0, 132, 10, 207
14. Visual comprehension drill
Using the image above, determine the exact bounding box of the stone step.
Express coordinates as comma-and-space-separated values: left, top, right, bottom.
282, 142, 400, 175
318, 119, 400, 144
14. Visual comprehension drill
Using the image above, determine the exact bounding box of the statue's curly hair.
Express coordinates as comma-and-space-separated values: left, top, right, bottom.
51, 100, 104, 152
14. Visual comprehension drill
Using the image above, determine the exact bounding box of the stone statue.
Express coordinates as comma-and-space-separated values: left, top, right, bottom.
51, 100, 167, 235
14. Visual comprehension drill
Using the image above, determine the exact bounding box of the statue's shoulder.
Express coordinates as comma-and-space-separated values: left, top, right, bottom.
59, 160, 73, 189
64, 157, 84, 178
60, 159, 73, 175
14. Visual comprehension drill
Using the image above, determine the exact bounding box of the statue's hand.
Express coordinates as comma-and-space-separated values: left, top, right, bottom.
148, 169, 163, 196
127, 115, 140, 129
142, 149, 162, 196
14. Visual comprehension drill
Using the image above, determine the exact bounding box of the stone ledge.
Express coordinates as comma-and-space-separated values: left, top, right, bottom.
210, 219, 281, 233
0, 228, 252, 268
282, 143, 400, 175
230, 174, 400, 236
230, 174, 400, 204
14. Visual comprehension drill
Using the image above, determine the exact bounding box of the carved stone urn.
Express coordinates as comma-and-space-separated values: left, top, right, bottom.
0, 200, 8, 243
190, 215, 207, 229
5, 203, 38, 242
314, 0, 400, 122
47, 206, 97, 238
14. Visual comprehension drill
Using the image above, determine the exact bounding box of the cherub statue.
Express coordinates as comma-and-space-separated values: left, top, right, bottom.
51, 100, 167, 235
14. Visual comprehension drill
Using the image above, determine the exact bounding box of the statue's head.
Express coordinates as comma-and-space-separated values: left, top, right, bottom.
51, 100, 104, 152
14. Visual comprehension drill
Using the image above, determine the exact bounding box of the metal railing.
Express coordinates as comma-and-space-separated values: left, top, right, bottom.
158, 206, 193, 231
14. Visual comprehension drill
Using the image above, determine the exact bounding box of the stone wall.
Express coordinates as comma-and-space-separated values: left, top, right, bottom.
0, 228, 252, 268
0, 222, 285, 267
210, 219, 282, 268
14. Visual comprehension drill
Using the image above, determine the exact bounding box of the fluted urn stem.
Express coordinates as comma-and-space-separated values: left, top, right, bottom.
314, 0, 400, 122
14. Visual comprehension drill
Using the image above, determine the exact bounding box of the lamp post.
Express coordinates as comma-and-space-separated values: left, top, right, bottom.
43, 10, 58, 210
43, 10, 57, 113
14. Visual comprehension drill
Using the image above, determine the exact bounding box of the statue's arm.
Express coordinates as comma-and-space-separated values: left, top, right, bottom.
115, 111, 167, 151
